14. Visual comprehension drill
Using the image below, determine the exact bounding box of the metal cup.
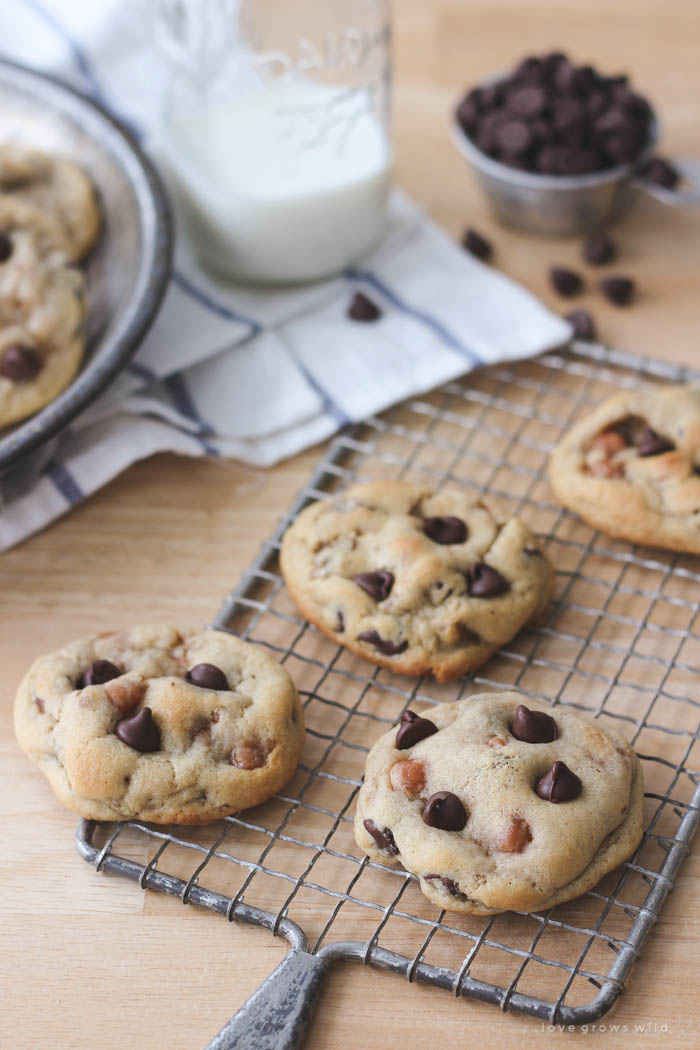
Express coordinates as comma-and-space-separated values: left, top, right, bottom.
451, 91, 700, 237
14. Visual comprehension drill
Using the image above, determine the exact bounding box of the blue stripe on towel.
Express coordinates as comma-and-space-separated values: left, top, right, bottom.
163, 374, 220, 456
347, 266, 483, 366
45, 459, 84, 504
126, 361, 157, 382
286, 356, 350, 428
171, 273, 262, 333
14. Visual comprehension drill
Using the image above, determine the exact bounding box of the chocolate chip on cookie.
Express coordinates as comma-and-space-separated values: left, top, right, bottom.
357, 630, 408, 656
363, 818, 399, 855
115, 707, 161, 753
81, 659, 121, 687
511, 703, 558, 743
395, 710, 438, 750
467, 561, 509, 597
186, 663, 229, 690
231, 743, 267, 769
0, 231, 12, 262
353, 570, 394, 601
0, 345, 42, 382
637, 426, 674, 457
423, 516, 468, 544
535, 760, 582, 802
422, 791, 468, 831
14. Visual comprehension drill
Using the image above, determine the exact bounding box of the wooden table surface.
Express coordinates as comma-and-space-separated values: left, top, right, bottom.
3, 1, 700, 1047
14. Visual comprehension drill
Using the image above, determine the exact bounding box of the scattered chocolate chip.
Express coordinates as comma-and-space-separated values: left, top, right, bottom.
0, 231, 12, 262
582, 232, 616, 265
231, 743, 267, 769
467, 562, 510, 597
600, 275, 635, 306
461, 227, 492, 262
335, 610, 345, 633
642, 156, 680, 190
496, 118, 532, 156
357, 630, 408, 656
637, 426, 675, 457
82, 659, 121, 687
363, 818, 399, 855
395, 710, 439, 750
564, 308, 597, 342
549, 266, 584, 298
535, 760, 582, 802
348, 291, 381, 322
511, 704, 558, 743
353, 570, 394, 602
422, 791, 468, 831
186, 663, 229, 690
0, 345, 42, 382
423, 516, 468, 545
425, 874, 468, 901
507, 84, 548, 118
115, 707, 161, 753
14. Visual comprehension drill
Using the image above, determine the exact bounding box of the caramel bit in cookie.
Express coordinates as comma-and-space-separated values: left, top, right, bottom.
352, 570, 394, 602
466, 562, 510, 598
510, 704, 558, 744
186, 663, 229, 691
357, 630, 408, 656
425, 874, 469, 901
487, 735, 505, 748
395, 710, 438, 750
231, 743, 268, 770
422, 791, 468, 831
637, 426, 675, 457
79, 659, 121, 688
423, 515, 468, 545
35, 697, 45, 713
535, 760, 582, 802
115, 707, 161, 753
497, 816, 533, 854
105, 678, 146, 713
363, 818, 399, 855
389, 758, 426, 800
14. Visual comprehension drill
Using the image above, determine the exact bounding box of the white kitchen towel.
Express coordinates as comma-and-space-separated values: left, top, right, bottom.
0, 0, 571, 551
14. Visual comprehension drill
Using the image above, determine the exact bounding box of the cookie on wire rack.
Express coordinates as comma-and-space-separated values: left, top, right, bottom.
354, 692, 644, 915
280, 481, 554, 682
549, 384, 700, 553
14, 625, 304, 824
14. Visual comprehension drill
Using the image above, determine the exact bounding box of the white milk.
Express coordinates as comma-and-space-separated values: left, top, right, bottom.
162, 79, 392, 284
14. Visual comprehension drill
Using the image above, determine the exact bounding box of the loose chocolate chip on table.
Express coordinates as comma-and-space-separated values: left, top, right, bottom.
642, 156, 680, 190
637, 426, 675, 457
549, 266, 583, 298
0, 345, 42, 382
348, 291, 382, 322
467, 562, 509, 598
353, 570, 394, 602
461, 228, 492, 262
422, 791, 468, 831
582, 232, 616, 266
363, 818, 399, 855
423, 515, 468, 545
425, 874, 469, 901
396, 709, 439, 750
80, 659, 121, 687
115, 707, 161, 753
186, 663, 229, 690
599, 276, 635, 306
511, 703, 558, 743
0, 231, 12, 262
535, 760, 582, 802
357, 630, 408, 656
564, 308, 597, 342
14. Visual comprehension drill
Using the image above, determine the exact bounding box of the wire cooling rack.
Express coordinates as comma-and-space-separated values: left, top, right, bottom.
77, 342, 700, 1044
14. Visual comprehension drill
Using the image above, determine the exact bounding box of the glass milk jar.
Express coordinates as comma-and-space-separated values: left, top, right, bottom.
156, 0, 392, 284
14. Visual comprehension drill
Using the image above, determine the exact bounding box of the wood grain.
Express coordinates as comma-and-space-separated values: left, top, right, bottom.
2, 1, 700, 1047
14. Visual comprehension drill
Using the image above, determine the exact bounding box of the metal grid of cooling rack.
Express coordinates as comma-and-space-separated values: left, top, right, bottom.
77, 341, 700, 1034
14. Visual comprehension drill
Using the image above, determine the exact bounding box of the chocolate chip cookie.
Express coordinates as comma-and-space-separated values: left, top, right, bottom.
280, 482, 554, 682
0, 145, 100, 261
549, 385, 700, 553
14, 625, 304, 824
354, 692, 643, 914
0, 197, 85, 428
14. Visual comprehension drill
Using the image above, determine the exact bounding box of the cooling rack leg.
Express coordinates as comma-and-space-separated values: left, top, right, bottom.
203, 949, 330, 1050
